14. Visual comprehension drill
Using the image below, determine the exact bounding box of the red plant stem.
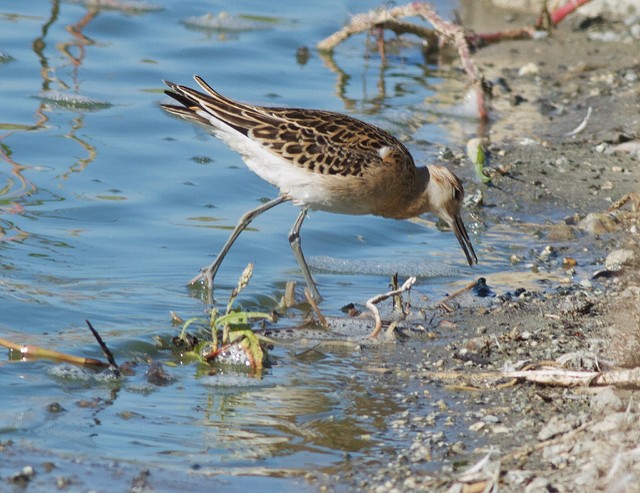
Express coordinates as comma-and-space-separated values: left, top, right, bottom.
537, 0, 593, 28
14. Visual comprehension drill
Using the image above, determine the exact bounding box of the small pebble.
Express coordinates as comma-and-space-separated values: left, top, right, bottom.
469, 421, 486, 432
605, 249, 637, 271
579, 278, 593, 288
578, 212, 618, 235
518, 62, 539, 76
492, 425, 510, 434
587, 31, 621, 42
590, 387, 623, 414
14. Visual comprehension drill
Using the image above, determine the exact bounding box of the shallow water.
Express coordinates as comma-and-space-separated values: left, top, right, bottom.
0, 0, 521, 489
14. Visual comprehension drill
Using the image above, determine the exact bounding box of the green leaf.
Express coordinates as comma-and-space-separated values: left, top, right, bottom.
216, 311, 272, 328
467, 137, 492, 184
229, 328, 264, 370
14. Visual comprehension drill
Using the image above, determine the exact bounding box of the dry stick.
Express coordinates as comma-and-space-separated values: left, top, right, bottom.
467, 27, 536, 47
366, 276, 416, 338
317, 7, 409, 51
304, 288, 327, 328
437, 277, 481, 311
377, 18, 439, 50
316, 3, 489, 120
86, 320, 120, 377
422, 366, 640, 389
0, 337, 107, 367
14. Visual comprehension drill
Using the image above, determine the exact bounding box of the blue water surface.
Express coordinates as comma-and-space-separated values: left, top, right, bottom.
0, 0, 503, 490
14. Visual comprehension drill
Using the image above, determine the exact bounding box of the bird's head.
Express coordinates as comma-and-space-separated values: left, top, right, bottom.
426, 165, 478, 266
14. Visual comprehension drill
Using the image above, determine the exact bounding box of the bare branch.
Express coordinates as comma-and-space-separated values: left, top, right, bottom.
316, 2, 490, 120
366, 276, 416, 338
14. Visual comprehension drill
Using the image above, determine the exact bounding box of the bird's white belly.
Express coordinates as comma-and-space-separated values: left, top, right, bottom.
242, 141, 371, 214
198, 112, 372, 214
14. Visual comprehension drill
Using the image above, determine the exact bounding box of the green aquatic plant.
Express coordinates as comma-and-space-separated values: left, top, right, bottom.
176, 263, 273, 371
467, 137, 492, 184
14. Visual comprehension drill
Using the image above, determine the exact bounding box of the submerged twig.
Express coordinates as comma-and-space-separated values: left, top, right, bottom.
86, 320, 120, 376
366, 276, 416, 338
0, 336, 107, 367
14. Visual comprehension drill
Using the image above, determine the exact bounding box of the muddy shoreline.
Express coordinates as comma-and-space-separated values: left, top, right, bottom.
2, 4, 638, 493
313, 5, 640, 492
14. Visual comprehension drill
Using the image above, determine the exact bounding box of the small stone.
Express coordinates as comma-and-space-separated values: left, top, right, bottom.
504, 470, 535, 486
9, 466, 35, 485
600, 180, 614, 190
590, 387, 624, 415
46, 402, 65, 413
469, 421, 485, 432
539, 245, 555, 259
595, 143, 608, 153
547, 224, 575, 241
518, 62, 539, 76
56, 477, 73, 488
464, 188, 483, 208
538, 414, 583, 441
591, 412, 628, 433
578, 212, 618, 235
403, 477, 417, 489
605, 249, 637, 271
587, 31, 621, 42
579, 278, 593, 288
525, 477, 553, 493
555, 156, 569, 168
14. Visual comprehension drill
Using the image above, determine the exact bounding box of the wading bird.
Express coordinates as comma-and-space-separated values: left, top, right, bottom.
162, 76, 477, 303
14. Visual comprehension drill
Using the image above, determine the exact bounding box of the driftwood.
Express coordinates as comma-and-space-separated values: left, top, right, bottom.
317, 3, 490, 120
366, 276, 416, 338
317, 1, 597, 121
510, 367, 640, 387
420, 365, 640, 389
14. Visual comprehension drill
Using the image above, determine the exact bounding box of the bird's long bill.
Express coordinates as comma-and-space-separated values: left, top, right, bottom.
451, 213, 478, 266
